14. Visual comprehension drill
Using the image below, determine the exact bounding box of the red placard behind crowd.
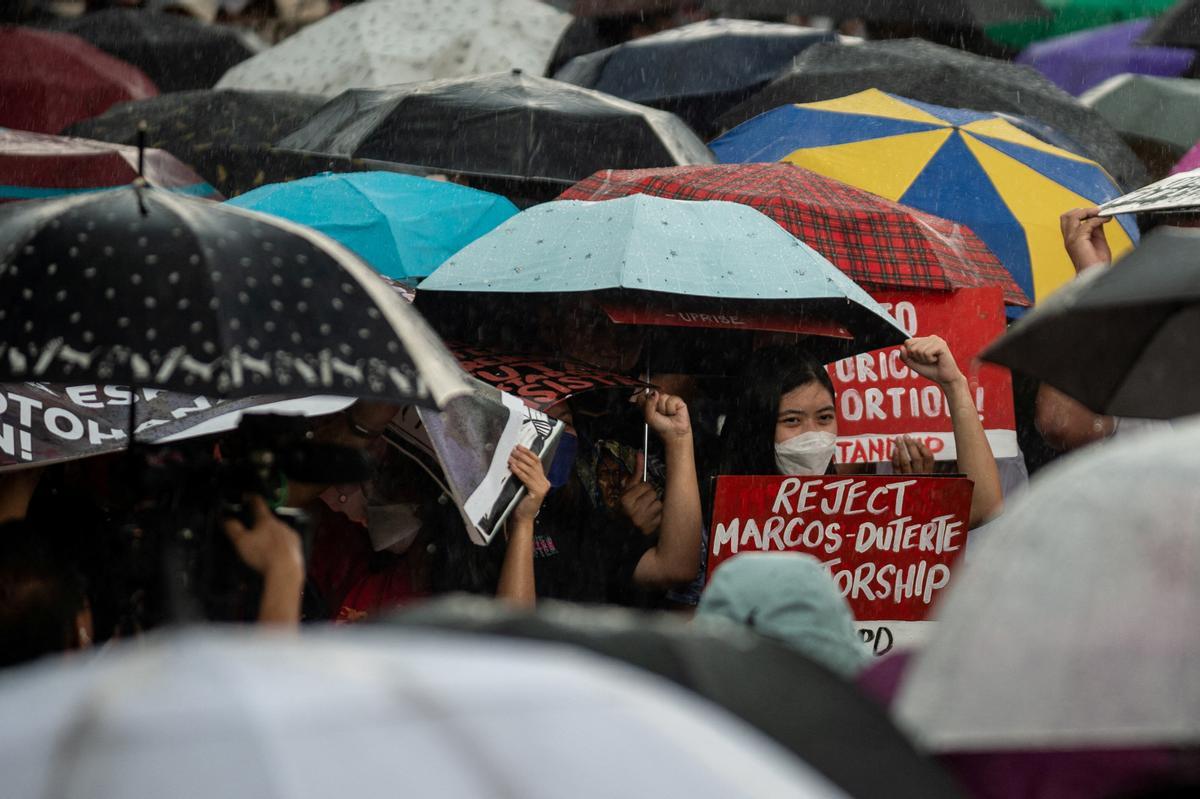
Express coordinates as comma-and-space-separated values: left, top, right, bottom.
829, 287, 1015, 463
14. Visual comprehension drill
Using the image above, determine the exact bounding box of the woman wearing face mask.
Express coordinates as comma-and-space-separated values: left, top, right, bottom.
719, 337, 1002, 529
498, 390, 704, 606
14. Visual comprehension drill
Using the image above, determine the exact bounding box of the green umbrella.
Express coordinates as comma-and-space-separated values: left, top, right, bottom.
986, 0, 1177, 49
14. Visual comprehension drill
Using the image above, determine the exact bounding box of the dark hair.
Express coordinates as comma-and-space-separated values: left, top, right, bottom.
0, 521, 88, 668
718, 346, 836, 476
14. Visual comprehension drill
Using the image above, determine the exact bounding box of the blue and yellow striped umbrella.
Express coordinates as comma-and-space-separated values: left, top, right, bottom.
711, 89, 1138, 304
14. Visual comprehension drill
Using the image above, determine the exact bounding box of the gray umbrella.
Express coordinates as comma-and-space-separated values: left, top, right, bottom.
982, 225, 1200, 419
1081, 73, 1200, 156
717, 38, 1148, 191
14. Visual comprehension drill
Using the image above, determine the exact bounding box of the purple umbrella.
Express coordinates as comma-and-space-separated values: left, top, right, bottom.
1017, 19, 1193, 97
1172, 140, 1200, 174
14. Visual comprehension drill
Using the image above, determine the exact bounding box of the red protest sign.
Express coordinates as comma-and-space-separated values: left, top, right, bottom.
707, 475, 972, 624
828, 287, 1016, 463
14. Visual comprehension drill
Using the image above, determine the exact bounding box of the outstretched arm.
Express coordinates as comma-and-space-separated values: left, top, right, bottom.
630, 391, 704, 587
496, 445, 547, 607
902, 336, 1003, 527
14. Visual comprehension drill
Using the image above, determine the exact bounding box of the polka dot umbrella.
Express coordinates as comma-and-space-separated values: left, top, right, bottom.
0, 185, 470, 407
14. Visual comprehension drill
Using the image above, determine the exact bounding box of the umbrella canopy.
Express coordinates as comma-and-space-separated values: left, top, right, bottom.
1142, 0, 1200, 46
418, 194, 908, 356
43, 9, 258, 93
0, 129, 220, 203
215, 0, 572, 97
982, 225, 1200, 419
1081, 73, 1200, 155
0, 185, 470, 406
560, 163, 1030, 306
277, 70, 714, 186
0, 26, 157, 135
986, 0, 1178, 49
709, 0, 1046, 27
0, 628, 841, 799
391, 597, 967, 799
553, 19, 836, 138
63, 89, 327, 197
1016, 18, 1194, 95
711, 89, 1137, 305
718, 38, 1149, 192
894, 416, 1200, 751
226, 172, 517, 281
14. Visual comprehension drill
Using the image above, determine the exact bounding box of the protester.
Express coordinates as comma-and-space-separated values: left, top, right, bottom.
696, 552, 869, 677
1035, 208, 1169, 451
497, 388, 703, 606
719, 336, 1003, 528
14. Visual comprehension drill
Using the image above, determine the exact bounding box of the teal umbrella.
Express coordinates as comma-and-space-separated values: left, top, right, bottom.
419, 194, 907, 357
226, 171, 518, 281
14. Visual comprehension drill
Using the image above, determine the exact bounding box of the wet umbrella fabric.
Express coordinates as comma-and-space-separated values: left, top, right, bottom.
986, 0, 1178, 50
43, 9, 258, 92
894, 417, 1200, 751
277, 71, 714, 186
391, 597, 967, 799
1142, 0, 1200, 46
1081, 73, 1200, 155
0, 629, 842, 799
63, 89, 327, 198
560, 163, 1029, 306
711, 89, 1137, 305
418, 194, 908, 355
1016, 19, 1194, 96
0, 129, 220, 204
707, 0, 1046, 27
215, 0, 572, 97
982, 226, 1200, 419
553, 19, 836, 138
718, 38, 1149, 192
0, 27, 157, 135
0, 384, 352, 471
226, 171, 517, 281
0, 186, 470, 406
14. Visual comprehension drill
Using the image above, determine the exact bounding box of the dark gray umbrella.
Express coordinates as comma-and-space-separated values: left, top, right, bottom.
1140, 0, 1200, 48
277, 70, 715, 187
64, 89, 326, 197
553, 18, 835, 138
718, 38, 1148, 191
388, 597, 967, 799
707, 0, 1046, 27
982, 225, 1200, 419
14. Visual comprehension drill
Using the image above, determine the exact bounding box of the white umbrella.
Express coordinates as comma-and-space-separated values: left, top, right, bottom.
215, 0, 573, 97
0, 628, 842, 799
894, 417, 1200, 752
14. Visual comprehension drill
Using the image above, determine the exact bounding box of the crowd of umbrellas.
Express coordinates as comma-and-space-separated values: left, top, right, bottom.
4, 0, 1200, 797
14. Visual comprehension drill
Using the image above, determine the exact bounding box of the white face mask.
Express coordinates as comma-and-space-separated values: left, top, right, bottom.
775, 431, 837, 476
366, 502, 424, 555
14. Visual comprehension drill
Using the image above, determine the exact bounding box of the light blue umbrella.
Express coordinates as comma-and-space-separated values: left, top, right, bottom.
226, 171, 518, 281
419, 194, 907, 354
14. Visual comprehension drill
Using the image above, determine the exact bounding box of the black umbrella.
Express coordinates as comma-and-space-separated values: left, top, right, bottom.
388, 597, 967, 799
0, 186, 469, 406
43, 9, 258, 93
707, 0, 1046, 27
553, 19, 834, 138
1141, 0, 1200, 48
276, 70, 715, 188
64, 89, 326, 197
982, 225, 1200, 420
718, 38, 1148, 191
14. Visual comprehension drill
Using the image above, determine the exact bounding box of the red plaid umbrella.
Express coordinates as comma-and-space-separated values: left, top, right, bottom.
0, 129, 221, 204
0, 27, 157, 135
560, 163, 1030, 307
